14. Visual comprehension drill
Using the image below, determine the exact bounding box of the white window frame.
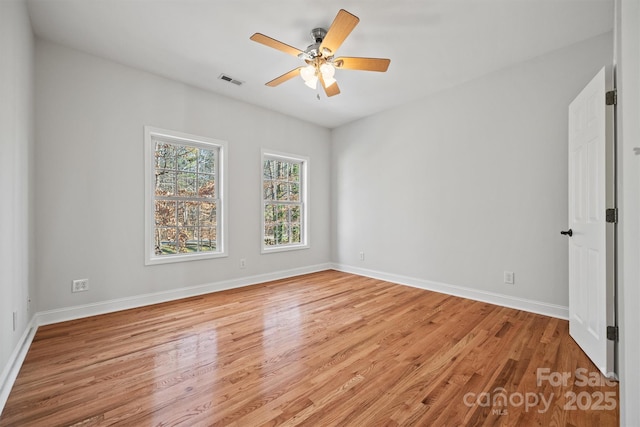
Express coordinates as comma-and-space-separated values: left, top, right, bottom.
144, 126, 228, 265
261, 149, 309, 253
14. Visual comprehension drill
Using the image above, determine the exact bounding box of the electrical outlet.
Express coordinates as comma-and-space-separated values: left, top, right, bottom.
72, 278, 89, 293
504, 271, 515, 285
240, 258, 246, 269
359, 251, 365, 261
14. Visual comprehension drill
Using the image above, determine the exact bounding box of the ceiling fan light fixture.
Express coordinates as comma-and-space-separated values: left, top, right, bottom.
319, 62, 335, 78
300, 64, 319, 89
304, 76, 318, 89
319, 62, 336, 86
300, 64, 316, 81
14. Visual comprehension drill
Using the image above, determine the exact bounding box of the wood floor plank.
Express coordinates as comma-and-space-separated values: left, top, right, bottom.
0, 270, 619, 426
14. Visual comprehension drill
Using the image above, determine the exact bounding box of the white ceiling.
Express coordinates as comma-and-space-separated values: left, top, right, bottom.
26, 0, 613, 129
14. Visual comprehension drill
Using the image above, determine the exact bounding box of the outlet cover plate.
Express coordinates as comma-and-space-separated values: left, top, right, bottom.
504, 271, 515, 285
72, 278, 89, 293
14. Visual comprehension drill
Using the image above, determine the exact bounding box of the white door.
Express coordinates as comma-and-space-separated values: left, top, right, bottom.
567, 67, 615, 377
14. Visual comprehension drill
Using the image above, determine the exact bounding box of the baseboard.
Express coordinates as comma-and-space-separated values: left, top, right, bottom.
0, 315, 38, 414
332, 263, 569, 320
36, 263, 333, 326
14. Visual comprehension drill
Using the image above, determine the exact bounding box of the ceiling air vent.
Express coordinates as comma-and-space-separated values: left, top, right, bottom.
218, 74, 244, 86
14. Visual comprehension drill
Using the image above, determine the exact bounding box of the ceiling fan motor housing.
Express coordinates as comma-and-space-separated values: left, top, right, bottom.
310, 28, 327, 43
302, 28, 329, 60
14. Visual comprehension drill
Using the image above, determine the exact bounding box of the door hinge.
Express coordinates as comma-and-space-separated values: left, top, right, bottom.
606, 90, 617, 106
607, 326, 619, 341
606, 208, 618, 223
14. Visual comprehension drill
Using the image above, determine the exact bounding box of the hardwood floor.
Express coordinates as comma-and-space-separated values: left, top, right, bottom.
0, 270, 618, 426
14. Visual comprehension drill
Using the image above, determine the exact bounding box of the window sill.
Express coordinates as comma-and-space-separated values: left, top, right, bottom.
261, 244, 309, 254
145, 251, 228, 266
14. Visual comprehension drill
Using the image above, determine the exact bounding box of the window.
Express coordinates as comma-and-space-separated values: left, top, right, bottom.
262, 150, 308, 252
145, 126, 227, 265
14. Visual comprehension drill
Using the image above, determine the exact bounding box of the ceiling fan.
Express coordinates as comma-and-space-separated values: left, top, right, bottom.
250, 9, 390, 97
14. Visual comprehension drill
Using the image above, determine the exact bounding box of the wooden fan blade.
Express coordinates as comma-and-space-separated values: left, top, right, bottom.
334, 57, 390, 72
319, 73, 340, 97
320, 9, 359, 55
266, 67, 303, 87
250, 33, 303, 57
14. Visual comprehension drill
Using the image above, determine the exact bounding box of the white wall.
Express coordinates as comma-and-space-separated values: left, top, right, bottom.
34, 40, 331, 313
0, 0, 35, 400
616, 0, 640, 424
332, 33, 612, 312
